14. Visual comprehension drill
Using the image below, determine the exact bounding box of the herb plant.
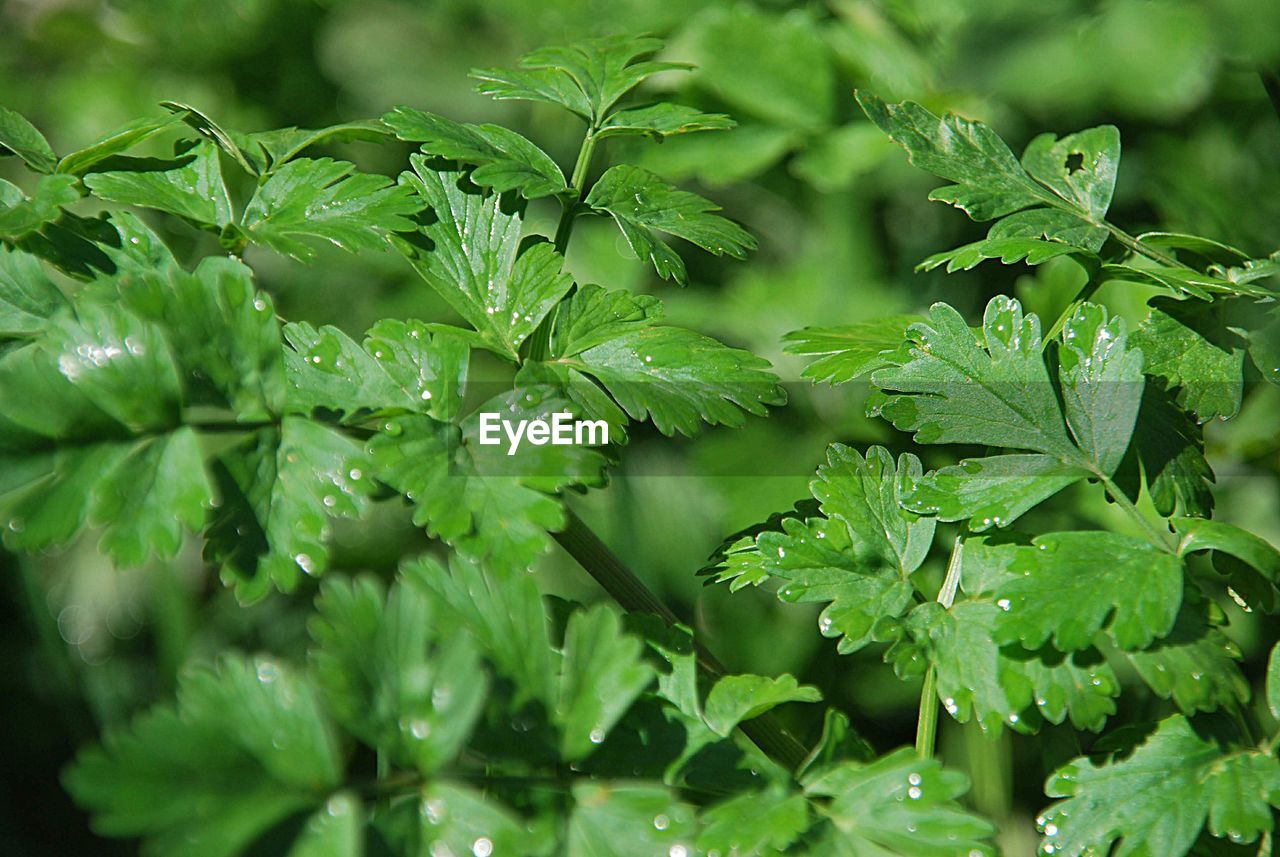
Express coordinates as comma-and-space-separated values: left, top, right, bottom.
1, 29, 1279, 857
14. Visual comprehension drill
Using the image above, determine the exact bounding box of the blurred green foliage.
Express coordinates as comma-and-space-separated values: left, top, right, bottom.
2, 0, 1279, 852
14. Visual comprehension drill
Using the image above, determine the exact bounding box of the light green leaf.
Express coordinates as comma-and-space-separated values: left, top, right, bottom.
1059, 303, 1144, 474
803, 748, 996, 855
596, 103, 734, 140
287, 795, 362, 857
696, 788, 809, 856
557, 605, 655, 760
284, 319, 467, 422
0, 105, 57, 172
585, 164, 755, 285
0, 173, 80, 239
56, 114, 185, 175
904, 454, 1085, 530
405, 555, 555, 708
474, 35, 686, 125
1021, 125, 1121, 221
857, 92, 1047, 221
0, 245, 68, 337
1132, 297, 1246, 423
994, 532, 1183, 651
65, 656, 341, 857
549, 283, 662, 357
783, 315, 920, 385
397, 159, 572, 358
242, 120, 392, 173
919, 236, 1083, 274
552, 316, 784, 436
242, 157, 418, 260
702, 674, 821, 737
568, 783, 697, 857
1042, 715, 1280, 855
161, 101, 260, 175
205, 418, 374, 601
382, 107, 566, 199
309, 573, 485, 775
418, 782, 531, 857
871, 296, 1074, 457
1267, 642, 1280, 722
84, 142, 233, 227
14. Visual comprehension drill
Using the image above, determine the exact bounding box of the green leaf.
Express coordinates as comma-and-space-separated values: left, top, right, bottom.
1267, 642, 1280, 722
309, 573, 485, 774
473, 35, 686, 125
585, 165, 755, 285
920, 208, 1108, 271
568, 782, 697, 857
1021, 125, 1121, 222
803, 748, 996, 855
595, 103, 735, 140
1041, 715, 1280, 855
1059, 302, 1145, 473
241, 120, 392, 173
549, 282, 662, 357
904, 454, 1085, 530
0, 173, 80, 240
0, 105, 57, 172
92, 428, 214, 567
993, 532, 1183, 651
0, 245, 68, 337
1132, 297, 1246, 423
405, 555, 555, 708
369, 387, 607, 569
871, 296, 1074, 457
56, 114, 185, 175
1115, 593, 1249, 715
382, 107, 566, 199
812, 444, 937, 575
242, 157, 418, 260
161, 101, 260, 175
65, 655, 341, 857
1174, 517, 1280, 583
702, 674, 821, 737
686, 6, 834, 131
919, 236, 1084, 274
84, 142, 233, 227
857, 92, 1047, 221
892, 601, 1119, 733
205, 418, 374, 601
783, 315, 921, 384
551, 313, 784, 436
696, 788, 809, 856
397, 159, 572, 358
283, 319, 468, 422
557, 605, 655, 760
418, 782, 531, 857
1116, 386, 1215, 518
101, 225, 286, 420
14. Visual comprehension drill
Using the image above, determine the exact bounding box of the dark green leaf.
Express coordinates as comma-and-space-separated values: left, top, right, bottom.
1132, 297, 1246, 423
1020, 126, 1120, 221
1173, 517, 1280, 583
1041, 715, 1280, 855
904, 454, 1085, 530
0, 245, 68, 337
1058, 302, 1144, 474
1115, 385, 1215, 518
0, 174, 80, 239
56, 115, 185, 176
696, 787, 808, 856
567, 782, 697, 857
702, 674, 821, 737
596, 104, 734, 140
585, 165, 755, 285
993, 532, 1183, 651
418, 782, 532, 857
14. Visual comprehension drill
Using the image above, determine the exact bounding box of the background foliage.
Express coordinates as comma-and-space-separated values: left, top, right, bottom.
2, 0, 1280, 853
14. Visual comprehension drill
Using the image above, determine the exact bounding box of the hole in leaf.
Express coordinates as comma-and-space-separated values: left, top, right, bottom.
1065, 152, 1085, 174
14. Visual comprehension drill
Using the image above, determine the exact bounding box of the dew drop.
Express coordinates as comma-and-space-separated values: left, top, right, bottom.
653, 814, 670, 831
907, 786, 922, 800
589, 727, 606, 744
472, 838, 493, 857
295, 553, 316, 575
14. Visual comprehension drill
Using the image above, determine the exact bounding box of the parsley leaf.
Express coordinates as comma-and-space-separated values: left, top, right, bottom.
84, 142, 234, 228
0, 105, 57, 172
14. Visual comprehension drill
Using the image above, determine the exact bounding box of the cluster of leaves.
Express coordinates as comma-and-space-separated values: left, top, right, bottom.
716, 95, 1280, 853
0, 36, 1010, 856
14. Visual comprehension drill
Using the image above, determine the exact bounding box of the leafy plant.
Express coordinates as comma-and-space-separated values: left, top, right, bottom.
3, 24, 1279, 857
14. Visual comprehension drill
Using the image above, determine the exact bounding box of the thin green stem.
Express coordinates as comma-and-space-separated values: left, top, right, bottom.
1100, 221, 1180, 269
553, 507, 811, 773
1099, 473, 1176, 552
917, 536, 964, 759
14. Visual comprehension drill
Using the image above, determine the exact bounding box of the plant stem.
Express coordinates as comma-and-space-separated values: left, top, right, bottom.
1101, 221, 1180, 269
1099, 473, 1175, 551
917, 536, 964, 759
528, 130, 599, 362
553, 507, 811, 772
